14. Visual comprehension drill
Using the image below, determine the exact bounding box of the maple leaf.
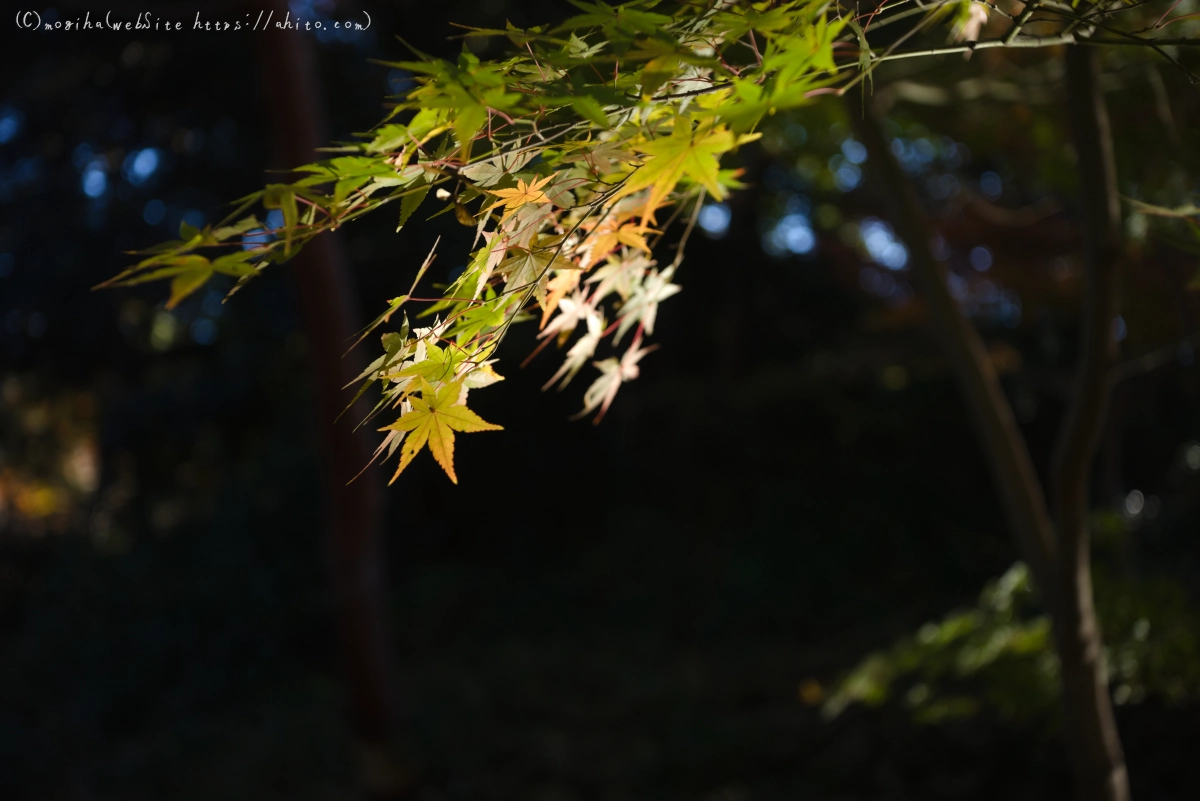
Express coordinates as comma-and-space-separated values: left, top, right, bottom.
481, 173, 555, 224
444, 290, 512, 347
543, 310, 605, 392
453, 361, 505, 407
561, 141, 641, 174
473, 229, 514, 296
506, 203, 558, 251
381, 379, 502, 484
577, 209, 633, 269
497, 234, 576, 307
574, 334, 655, 423
580, 219, 655, 269
540, 270, 581, 329
539, 289, 593, 342
614, 266, 681, 344
614, 118, 735, 228
587, 252, 652, 304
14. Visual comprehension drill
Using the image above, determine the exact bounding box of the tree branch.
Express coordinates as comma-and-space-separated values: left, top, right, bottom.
653, 28, 1200, 103
1113, 332, 1200, 382
1005, 0, 1044, 44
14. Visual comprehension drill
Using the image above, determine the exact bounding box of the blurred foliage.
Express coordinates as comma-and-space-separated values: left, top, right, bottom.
822, 563, 1057, 724
0, 376, 100, 537
823, 560, 1200, 724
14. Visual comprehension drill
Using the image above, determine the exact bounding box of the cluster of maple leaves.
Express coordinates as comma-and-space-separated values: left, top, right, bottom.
105, 1, 835, 482
103, 0, 1197, 483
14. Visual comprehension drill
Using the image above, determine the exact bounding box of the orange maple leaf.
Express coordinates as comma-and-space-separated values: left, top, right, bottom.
480, 174, 555, 224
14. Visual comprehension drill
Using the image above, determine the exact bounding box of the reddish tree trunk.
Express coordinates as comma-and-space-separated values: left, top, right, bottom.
257, 4, 412, 797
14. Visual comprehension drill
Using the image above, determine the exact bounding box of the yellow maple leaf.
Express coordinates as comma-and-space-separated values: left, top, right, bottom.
381, 379, 502, 484
480, 174, 555, 224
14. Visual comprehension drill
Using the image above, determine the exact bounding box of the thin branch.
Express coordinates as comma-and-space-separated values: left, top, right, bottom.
1114, 332, 1200, 382
670, 188, 706, 270
1005, 0, 1044, 43
861, 33, 1078, 65
1034, 5, 1200, 80
649, 29, 1200, 102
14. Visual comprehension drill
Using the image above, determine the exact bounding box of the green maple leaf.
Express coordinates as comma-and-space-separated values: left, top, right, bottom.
381, 379, 502, 484
445, 289, 511, 345
614, 117, 735, 225
167, 262, 214, 309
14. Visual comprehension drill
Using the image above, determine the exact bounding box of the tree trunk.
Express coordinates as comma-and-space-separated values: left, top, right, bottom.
257, 5, 413, 798
844, 91, 1058, 598
1051, 45, 1130, 801
846, 42, 1131, 800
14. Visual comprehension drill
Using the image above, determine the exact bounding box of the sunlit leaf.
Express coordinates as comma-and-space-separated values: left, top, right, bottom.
381, 379, 502, 483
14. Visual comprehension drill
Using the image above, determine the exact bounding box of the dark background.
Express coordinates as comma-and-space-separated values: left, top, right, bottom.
2, 2, 1199, 799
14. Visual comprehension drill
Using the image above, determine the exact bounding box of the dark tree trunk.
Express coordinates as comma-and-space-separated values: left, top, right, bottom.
846, 42, 1131, 801
1051, 45, 1130, 801
257, 4, 412, 798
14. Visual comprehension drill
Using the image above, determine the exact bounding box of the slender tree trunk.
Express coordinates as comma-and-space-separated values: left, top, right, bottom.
1051, 45, 1129, 801
846, 42, 1130, 801
844, 92, 1058, 598
257, 5, 413, 798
